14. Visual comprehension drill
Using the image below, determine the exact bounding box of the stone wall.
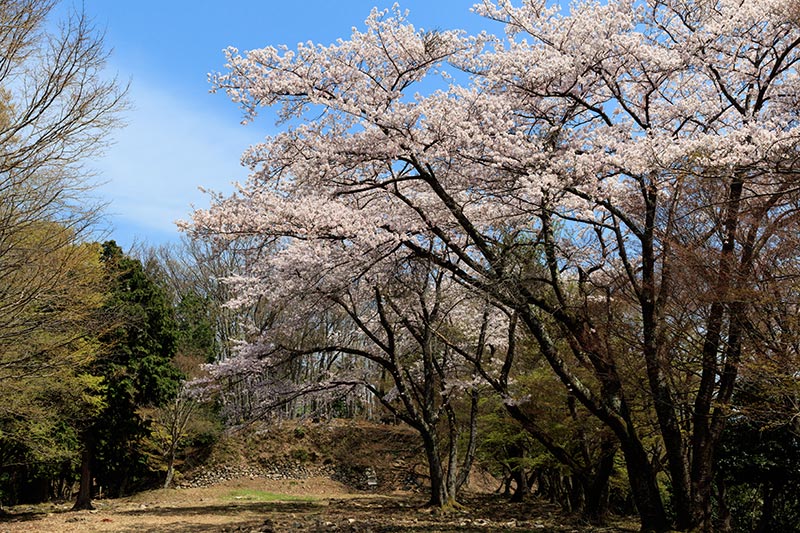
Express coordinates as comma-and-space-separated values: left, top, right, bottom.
177, 461, 336, 489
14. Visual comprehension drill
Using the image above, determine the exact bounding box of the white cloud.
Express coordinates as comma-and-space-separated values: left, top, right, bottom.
92, 78, 262, 247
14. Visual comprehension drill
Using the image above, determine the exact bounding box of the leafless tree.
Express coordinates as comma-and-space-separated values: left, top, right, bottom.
0, 0, 126, 373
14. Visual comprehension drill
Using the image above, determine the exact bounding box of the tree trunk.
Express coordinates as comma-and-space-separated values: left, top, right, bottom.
715, 477, 731, 533
754, 482, 776, 533
422, 432, 451, 507
502, 470, 513, 497
72, 441, 94, 511
583, 438, 616, 523
510, 464, 529, 502
453, 387, 479, 493
689, 464, 714, 532
507, 443, 528, 502
163, 433, 179, 489
163, 459, 175, 489
427, 452, 448, 507
619, 437, 670, 533
444, 405, 460, 501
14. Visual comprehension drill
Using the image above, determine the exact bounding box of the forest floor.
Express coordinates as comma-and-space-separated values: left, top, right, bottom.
0, 420, 642, 531
0, 476, 640, 532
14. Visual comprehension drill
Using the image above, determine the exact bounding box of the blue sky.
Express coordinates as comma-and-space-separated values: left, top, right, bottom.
59, 1, 493, 250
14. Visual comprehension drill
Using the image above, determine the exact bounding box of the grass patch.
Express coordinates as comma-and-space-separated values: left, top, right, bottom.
225, 489, 317, 502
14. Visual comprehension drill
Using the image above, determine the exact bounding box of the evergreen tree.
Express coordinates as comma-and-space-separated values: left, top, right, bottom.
74, 242, 182, 508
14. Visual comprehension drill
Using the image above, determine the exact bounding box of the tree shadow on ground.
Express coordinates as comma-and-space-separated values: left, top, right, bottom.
118, 500, 322, 518
0, 494, 641, 532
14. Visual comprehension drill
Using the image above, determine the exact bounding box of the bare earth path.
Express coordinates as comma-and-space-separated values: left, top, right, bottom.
0, 477, 638, 532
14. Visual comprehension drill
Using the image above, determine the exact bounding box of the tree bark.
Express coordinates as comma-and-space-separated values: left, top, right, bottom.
619, 437, 670, 533
583, 437, 616, 523
715, 478, 732, 533
72, 439, 94, 511
453, 387, 479, 493
163, 458, 176, 489
510, 463, 529, 502
754, 482, 777, 533
423, 432, 450, 507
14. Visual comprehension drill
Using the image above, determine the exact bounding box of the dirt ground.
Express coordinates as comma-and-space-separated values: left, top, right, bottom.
0, 476, 639, 533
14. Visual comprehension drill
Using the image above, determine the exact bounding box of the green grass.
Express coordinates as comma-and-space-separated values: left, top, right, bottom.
225, 489, 317, 502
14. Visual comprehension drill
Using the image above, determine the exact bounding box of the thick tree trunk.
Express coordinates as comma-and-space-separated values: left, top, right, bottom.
420, 429, 457, 508
583, 438, 616, 523
619, 437, 670, 533
510, 465, 529, 502
507, 443, 529, 502
72, 442, 94, 511
689, 464, 714, 532
425, 442, 448, 507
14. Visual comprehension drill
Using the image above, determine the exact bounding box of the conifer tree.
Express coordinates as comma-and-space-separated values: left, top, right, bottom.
73, 242, 181, 509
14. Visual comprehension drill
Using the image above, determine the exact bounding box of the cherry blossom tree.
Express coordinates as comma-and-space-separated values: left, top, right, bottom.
196, 242, 485, 506
145, 238, 282, 424
467, 2, 800, 530
187, 2, 800, 530
443, 299, 620, 520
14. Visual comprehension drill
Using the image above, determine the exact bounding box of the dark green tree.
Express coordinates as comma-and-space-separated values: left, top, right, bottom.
715, 386, 800, 533
73, 241, 182, 509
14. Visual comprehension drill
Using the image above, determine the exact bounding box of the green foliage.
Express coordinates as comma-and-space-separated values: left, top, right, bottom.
290, 448, 311, 463
174, 291, 218, 363
135, 248, 225, 486
174, 404, 221, 468
87, 241, 183, 496
99, 242, 182, 400
0, 237, 108, 505
716, 418, 800, 532
477, 401, 539, 475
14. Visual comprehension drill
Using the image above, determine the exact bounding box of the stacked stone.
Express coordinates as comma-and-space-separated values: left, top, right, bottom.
178, 461, 337, 489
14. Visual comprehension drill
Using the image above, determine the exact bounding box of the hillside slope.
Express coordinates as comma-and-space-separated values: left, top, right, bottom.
179, 419, 467, 494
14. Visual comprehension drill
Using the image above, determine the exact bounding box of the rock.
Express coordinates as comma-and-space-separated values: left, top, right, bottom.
254, 518, 275, 532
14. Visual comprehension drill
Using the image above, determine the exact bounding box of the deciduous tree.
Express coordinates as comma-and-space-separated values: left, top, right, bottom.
0, 234, 107, 507
0, 0, 125, 388
0, 2, 124, 502
199, 250, 484, 506
188, 2, 800, 530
